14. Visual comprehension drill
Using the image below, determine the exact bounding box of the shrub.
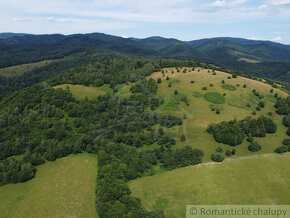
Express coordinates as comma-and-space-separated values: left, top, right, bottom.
243, 84, 247, 88
274, 145, 288, 154
247, 103, 251, 107
180, 134, 186, 142
168, 83, 172, 88
211, 154, 224, 162
231, 149, 236, 155
232, 74, 238, 78
225, 150, 231, 156
222, 80, 225, 84
157, 78, 162, 83
190, 80, 194, 84
252, 111, 256, 115
282, 138, 290, 146
216, 146, 223, 153
287, 127, 290, 136
282, 115, 290, 127
248, 142, 262, 152
174, 90, 178, 95
202, 87, 207, 90
166, 76, 170, 80
270, 89, 273, 93
259, 101, 265, 108
210, 83, 213, 87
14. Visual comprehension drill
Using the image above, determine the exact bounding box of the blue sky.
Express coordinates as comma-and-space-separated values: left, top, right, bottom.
1, 0, 290, 44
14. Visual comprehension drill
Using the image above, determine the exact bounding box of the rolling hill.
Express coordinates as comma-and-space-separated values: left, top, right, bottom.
0, 57, 289, 217
0, 33, 290, 101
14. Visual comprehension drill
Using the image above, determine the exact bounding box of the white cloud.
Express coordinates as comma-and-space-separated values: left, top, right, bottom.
269, 0, 290, 6
272, 36, 283, 42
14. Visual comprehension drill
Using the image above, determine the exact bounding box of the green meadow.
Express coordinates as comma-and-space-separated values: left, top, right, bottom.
53, 83, 126, 100
129, 153, 290, 218
148, 67, 288, 162
54, 84, 106, 100
0, 153, 98, 218
0, 60, 59, 77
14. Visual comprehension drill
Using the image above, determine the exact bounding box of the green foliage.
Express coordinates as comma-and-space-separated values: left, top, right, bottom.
221, 84, 237, 91
208, 120, 245, 146
231, 149, 236, 155
225, 150, 231, 156
248, 142, 262, 152
282, 115, 290, 127
211, 154, 224, 162
208, 116, 277, 145
216, 146, 223, 153
274, 145, 288, 154
204, 92, 225, 104
282, 139, 290, 146
0, 158, 36, 185
180, 134, 186, 142
275, 97, 290, 115
155, 146, 204, 169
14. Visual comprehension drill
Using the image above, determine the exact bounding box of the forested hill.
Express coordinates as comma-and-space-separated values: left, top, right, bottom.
0, 32, 290, 100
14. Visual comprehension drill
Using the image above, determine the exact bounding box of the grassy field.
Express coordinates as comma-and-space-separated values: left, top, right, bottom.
0, 153, 98, 218
0, 60, 59, 77
238, 57, 261, 63
54, 84, 106, 100
54, 84, 127, 100
147, 67, 288, 161
129, 153, 290, 218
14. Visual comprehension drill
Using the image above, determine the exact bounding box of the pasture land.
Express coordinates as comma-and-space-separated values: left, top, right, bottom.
129, 153, 290, 218
0, 153, 98, 218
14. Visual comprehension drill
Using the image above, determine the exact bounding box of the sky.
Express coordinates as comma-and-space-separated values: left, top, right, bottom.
1, 0, 290, 44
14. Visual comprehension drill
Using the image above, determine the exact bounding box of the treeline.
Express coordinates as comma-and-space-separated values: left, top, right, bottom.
0, 158, 36, 185
49, 58, 199, 88
96, 142, 203, 217
0, 49, 125, 100
207, 116, 277, 146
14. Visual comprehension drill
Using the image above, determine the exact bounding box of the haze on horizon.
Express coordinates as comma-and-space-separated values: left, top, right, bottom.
1, 0, 290, 44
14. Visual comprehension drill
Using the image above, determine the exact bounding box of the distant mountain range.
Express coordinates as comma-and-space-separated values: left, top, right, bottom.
0, 32, 290, 82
